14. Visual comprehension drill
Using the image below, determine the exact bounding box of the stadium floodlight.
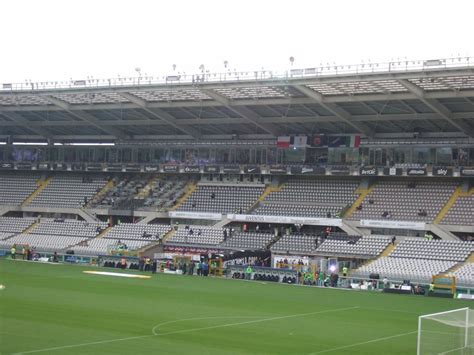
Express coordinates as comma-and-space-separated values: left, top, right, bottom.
417, 307, 474, 355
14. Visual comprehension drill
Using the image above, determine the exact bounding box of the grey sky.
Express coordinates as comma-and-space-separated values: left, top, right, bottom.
2, 0, 473, 83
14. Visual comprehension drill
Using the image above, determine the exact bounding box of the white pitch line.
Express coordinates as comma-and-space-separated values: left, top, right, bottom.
438, 346, 469, 355
154, 306, 360, 337
11, 335, 153, 355
308, 330, 418, 354
12, 306, 359, 354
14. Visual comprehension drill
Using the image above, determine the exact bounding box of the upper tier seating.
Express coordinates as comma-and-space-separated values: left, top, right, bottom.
0, 172, 39, 206
220, 232, 275, 250
451, 263, 474, 286
350, 180, 457, 222
90, 175, 148, 208
104, 223, 171, 241
253, 179, 358, 217
29, 175, 108, 208
166, 226, 224, 245
138, 177, 189, 211
178, 185, 264, 214
441, 195, 474, 226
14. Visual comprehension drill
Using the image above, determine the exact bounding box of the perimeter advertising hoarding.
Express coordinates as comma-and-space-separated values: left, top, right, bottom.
359, 166, 377, 176
460, 167, 474, 177
203, 165, 220, 173
183, 165, 201, 173
406, 168, 427, 176
432, 167, 453, 177
162, 165, 179, 173
268, 165, 287, 174
244, 166, 261, 174
227, 214, 342, 227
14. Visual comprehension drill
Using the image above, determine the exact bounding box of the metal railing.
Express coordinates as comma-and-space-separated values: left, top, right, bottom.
1, 57, 472, 92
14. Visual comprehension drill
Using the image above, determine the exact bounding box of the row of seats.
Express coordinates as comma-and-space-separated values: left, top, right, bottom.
167, 226, 224, 245
0, 172, 39, 206
314, 236, 391, 257
0, 233, 88, 252
442, 195, 474, 226
71, 238, 150, 255
451, 263, 474, 286
29, 174, 108, 208
390, 238, 473, 262
104, 223, 171, 240
31, 219, 107, 238
0, 216, 36, 233
254, 204, 341, 218
350, 180, 457, 222
179, 185, 264, 213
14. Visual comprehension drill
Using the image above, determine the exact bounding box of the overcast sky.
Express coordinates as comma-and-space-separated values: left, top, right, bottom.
2, 0, 473, 83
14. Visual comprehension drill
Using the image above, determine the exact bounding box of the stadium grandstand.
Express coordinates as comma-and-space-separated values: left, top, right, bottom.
1, 57, 474, 355
0, 56, 473, 289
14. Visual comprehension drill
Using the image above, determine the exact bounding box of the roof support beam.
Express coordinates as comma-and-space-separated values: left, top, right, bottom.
44, 96, 128, 139
118, 92, 201, 138
0, 112, 52, 138
398, 79, 474, 137
200, 89, 280, 136
293, 85, 374, 136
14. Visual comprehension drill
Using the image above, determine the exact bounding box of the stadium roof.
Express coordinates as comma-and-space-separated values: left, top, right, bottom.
1, 57, 473, 143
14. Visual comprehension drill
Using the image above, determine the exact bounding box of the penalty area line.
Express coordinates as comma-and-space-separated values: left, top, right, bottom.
308, 330, 418, 354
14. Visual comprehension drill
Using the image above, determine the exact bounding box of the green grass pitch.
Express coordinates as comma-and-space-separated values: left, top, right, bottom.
0, 259, 471, 354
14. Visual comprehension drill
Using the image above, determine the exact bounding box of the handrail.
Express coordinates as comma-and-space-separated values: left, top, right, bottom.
1, 57, 472, 92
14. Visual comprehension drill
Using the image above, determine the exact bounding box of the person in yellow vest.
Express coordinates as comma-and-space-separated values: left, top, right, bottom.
342, 266, 348, 277
429, 282, 435, 293
11, 244, 16, 259
22, 246, 27, 260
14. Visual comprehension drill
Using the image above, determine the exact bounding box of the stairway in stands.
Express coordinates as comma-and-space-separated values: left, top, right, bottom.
21, 176, 52, 206
344, 182, 377, 218
169, 181, 198, 211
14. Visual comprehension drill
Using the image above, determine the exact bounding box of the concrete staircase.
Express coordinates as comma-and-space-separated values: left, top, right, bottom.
87, 179, 115, 208
344, 183, 376, 218
136, 176, 160, 199
95, 226, 112, 239
22, 221, 39, 234
379, 242, 396, 257
169, 181, 198, 211
247, 183, 284, 213
136, 228, 176, 256
21, 176, 52, 207
434, 186, 462, 224
445, 253, 474, 274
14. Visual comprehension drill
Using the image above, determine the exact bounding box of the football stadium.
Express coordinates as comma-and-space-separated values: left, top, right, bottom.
1, 1, 474, 354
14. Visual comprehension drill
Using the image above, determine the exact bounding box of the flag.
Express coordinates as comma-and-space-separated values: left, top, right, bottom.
350, 135, 361, 148
292, 135, 308, 148
277, 136, 291, 149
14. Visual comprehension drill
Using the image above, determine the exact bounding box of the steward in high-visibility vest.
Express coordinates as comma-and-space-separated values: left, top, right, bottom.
342, 266, 348, 277
245, 265, 253, 279
11, 245, 16, 259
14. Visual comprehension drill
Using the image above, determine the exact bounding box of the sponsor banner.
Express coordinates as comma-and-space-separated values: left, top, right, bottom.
162, 165, 179, 173
106, 164, 123, 172
330, 167, 350, 175
383, 167, 403, 176
183, 165, 201, 173
290, 166, 326, 175
227, 214, 342, 227
125, 164, 141, 172
269, 165, 287, 174
433, 167, 453, 177
169, 211, 222, 220
461, 167, 474, 177
71, 164, 84, 171
53, 163, 68, 171
360, 219, 426, 230
407, 168, 427, 176
16, 163, 33, 170
144, 165, 159, 172
222, 166, 241, 174
203, 165, 220, 174
244, 166, 261, 174
37, 163, 50, 170
0, 162, 14, 169
86, 164, 103, 171
359, 166, 377, 176
163, 245, 225, 255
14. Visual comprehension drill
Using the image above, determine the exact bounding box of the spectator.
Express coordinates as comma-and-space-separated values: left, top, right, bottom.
391, 236, 396, 245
